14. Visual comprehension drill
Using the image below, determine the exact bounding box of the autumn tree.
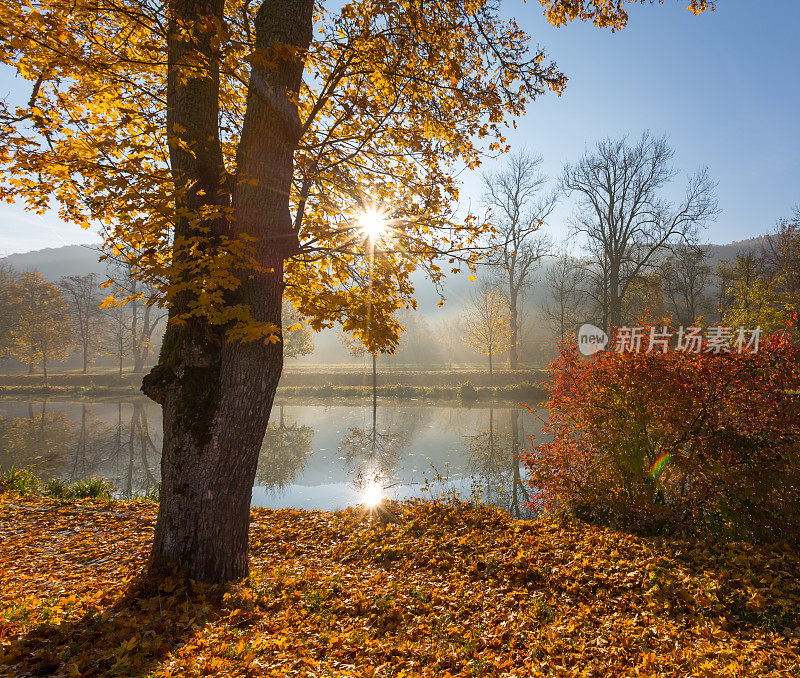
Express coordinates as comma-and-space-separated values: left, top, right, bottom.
621, 272, 666, 323
0, 263, 18, 358
719, 251, 793, 333
464, 284, 512, 380
527, 330, 800, 540
60, 274, 105, 373
0, 0, 715, 582
10, 272, 73, 384
282, 299, 314, 359
562, 133, 718, 331
482, 152, 554, 368
761, 207, 800, 334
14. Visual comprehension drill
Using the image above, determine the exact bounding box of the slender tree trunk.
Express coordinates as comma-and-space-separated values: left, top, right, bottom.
608, 266, 621, 329
42, 350, 47, 386
134, 305, 152, 373
131, 286, 140, 373
508, 286, 518, 369
141, 0, 313, 583
83, 342, 88, 373
372, 353, 377, 416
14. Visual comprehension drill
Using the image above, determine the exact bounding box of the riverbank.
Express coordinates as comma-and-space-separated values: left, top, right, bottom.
0, 375, 548, 403
1, 495, 798, 677
0, 368, 547, 388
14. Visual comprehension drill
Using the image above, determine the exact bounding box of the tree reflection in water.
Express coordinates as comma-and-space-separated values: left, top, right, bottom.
0, 401, 72, 477
0, 400, 161, 498
256, 405, 313, 492
337, 402, 418, 500
466, 407, 534, 519
0, 400, 538, 517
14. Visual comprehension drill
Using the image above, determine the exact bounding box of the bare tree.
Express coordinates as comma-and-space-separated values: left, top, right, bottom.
562, 132, 718, 330
660, 246, 712, 326
541, 252, 587, 340
101, 303, 134, 380
106, 262, 167, 374
482, 152, 555, 368
60, 274, 104, 373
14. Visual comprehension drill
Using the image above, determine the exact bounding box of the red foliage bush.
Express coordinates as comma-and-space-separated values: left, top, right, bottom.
524, 329, 800, 541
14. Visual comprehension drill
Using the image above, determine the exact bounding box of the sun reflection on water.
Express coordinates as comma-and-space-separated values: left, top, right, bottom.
363, 481, 382, 507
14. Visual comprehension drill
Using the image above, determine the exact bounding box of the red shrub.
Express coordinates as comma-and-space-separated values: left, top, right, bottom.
524, 329, 800, 541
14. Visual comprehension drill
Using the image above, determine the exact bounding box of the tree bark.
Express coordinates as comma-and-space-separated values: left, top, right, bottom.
141, 0, 313, 583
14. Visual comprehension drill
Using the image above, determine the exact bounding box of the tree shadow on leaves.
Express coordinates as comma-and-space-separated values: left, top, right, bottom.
3, 571, 224, 677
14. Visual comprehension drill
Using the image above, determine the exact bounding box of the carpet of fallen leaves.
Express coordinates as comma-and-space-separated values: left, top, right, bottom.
0, 496, 799, 678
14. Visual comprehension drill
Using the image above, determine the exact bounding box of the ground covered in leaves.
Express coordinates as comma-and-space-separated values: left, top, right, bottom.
0, 496, 798, 677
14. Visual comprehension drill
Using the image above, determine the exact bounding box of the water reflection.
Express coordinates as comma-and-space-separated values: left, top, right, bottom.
0, 398, 543, 515
466, 408, 534, 519
256, 405, 313, 491
338, 400, 418, 502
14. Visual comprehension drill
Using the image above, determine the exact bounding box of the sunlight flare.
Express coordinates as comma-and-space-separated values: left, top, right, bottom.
358, 208, 388, 242
363, 481, 382, 507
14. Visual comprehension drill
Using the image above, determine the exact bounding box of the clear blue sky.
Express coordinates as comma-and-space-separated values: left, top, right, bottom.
1, 0, 798, 255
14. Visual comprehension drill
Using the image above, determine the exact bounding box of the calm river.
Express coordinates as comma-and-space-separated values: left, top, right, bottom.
0, 398, 545, 517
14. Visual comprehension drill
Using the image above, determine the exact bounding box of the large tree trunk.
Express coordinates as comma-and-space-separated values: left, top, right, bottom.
141, 0, 313, 584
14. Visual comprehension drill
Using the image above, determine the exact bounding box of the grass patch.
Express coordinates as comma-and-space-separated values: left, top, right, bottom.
2, 468, 112, 501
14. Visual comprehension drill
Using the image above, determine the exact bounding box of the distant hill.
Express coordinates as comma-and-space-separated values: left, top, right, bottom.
703, 236, 767, 265
0, 235, 774, 366
0, 234, 769, 325
0, 244, 105, 281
